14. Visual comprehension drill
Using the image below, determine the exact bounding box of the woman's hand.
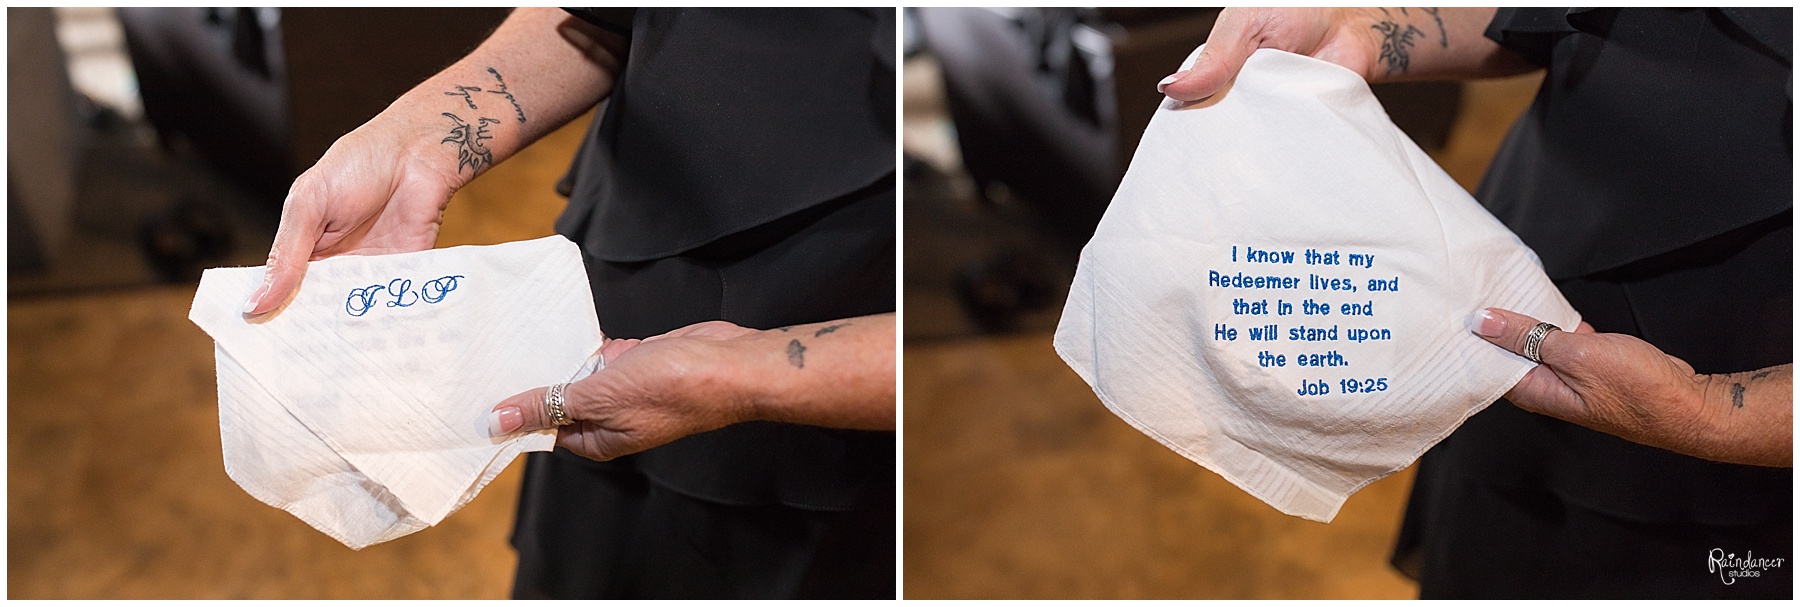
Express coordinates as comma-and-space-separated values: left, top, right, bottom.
243, 121, 463, 315
489, 314, 897, 462
1475, 307, 1792, 467
240, 8, 628, 316
487, 322, 755, 461
1159, 8, 1382, 102
1158, 7, 1530, 103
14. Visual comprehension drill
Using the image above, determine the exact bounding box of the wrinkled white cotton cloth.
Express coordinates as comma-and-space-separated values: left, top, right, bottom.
190, 236, 602, 548
1055, 48, 1580, 522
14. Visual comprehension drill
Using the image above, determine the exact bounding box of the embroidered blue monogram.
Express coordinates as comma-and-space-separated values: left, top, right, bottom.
190, 235, 597, 549
347, 275, 464, 317
420, 275, 462, 303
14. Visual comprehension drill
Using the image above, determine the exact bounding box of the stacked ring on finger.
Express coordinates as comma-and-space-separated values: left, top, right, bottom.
1522, 322, 1559, 364
545, 382, 573, 426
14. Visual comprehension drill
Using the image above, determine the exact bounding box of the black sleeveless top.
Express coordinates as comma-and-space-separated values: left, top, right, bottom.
1425, 7, 1791, 525
547, 8, 896, 511
1480, 7, 1790, 280
1394, 11, 1789, 597
557, 8, 895, 261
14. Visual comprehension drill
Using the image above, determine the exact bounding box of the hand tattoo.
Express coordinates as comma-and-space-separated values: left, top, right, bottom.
814, 323, 848, 338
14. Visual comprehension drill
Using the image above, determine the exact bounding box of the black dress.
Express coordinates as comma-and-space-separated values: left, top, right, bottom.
507, 9, 897, 599
1392, 8, 1792, 599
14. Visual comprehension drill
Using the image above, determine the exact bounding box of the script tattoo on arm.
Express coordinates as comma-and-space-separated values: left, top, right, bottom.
1372, 8, 1427, 76
485, 67, 527, 123
440, 113, 501, 175
444, 85, 483, 109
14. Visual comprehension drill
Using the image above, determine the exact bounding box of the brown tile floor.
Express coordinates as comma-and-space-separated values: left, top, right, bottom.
8, 111, 591, 599
901, 74, 1545, 599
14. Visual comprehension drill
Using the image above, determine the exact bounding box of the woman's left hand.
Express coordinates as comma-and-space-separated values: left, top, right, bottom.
1475, 307, 1791, 467
486, 321, 758, 461
486, 313, 896, 462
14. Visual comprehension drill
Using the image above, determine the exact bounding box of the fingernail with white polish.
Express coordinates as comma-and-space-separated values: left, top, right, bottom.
488, 406, 522, 437
242, 282, 269, 314
1156, 70, 1189, 93
1473, 309, 1503, 338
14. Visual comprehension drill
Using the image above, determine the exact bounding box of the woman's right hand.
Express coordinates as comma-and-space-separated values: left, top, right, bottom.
242, 119, 465, 315
1158, 8, 1521, 103
238, 8, 627, 316
1158, 8, 1383, 102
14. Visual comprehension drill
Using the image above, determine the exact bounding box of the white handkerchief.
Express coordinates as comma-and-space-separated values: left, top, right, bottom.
1055, 48, 1580, 522
190, 235, 602, 548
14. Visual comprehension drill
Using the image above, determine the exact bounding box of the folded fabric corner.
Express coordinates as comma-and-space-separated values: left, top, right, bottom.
192, 236, 602, 548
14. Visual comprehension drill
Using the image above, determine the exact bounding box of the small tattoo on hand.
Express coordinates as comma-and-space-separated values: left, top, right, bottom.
1751, 369, 1772, 380
814, 323, 848, 338
1731, 382, 1746, 409
787, 339, 806, 369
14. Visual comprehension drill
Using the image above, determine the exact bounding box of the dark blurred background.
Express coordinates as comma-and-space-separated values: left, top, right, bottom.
901, 7, 1542, 599
9, 7, 596, 598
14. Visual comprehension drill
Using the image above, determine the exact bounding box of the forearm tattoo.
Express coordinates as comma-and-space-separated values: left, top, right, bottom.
780, 321, 854, 369
440, 112, 499, 174
787, 339, 807, 369
444, 85, 482, 110
436, 68, 527, 175
1724, 366, 1787, 412
485, 67, 527, 123
1372, 8, 1427, 76
1422, 8, 1448, 48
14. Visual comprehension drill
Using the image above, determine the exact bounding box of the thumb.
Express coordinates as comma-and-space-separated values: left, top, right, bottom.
1158, 12, 1262, 102
1473, 307, 1580, 365
1475, 307, 1588, 419
488, 384, 561, 437
245, 196, 322, 316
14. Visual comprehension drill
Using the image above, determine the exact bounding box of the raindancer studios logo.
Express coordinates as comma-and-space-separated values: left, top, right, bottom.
1709, 548, 1784, 585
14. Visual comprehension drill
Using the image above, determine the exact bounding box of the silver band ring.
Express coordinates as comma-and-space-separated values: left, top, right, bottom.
545, 383, 572, 426
1522, 322, 1559, 364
